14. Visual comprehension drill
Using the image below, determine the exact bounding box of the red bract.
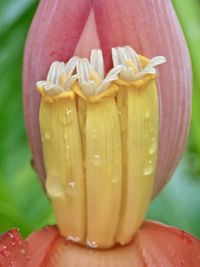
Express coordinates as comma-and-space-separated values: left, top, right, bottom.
23, 0, 192, 195
1, 222, 200, 267
0, 229, 30, 267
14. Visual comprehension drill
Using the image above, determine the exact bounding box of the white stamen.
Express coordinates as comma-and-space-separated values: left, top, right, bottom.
37, 57, 79, 96
112, 46, 166, 81
90, 49, 104, 80
78, 49, 123, 96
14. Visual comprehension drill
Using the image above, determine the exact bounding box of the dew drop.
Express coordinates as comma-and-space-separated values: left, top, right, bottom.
93, 154, 102, 166
66, 109, 73, 116
118, 110, 122, 115
10, 261, 14, 267
0, 245, 10, 257
20, 249, 26, 254
86, 240, 98, 248
145, 109, 151, 119
143, 161, 154, 176
149, 138, 157, 155
64, 133, 68, 140
66, 144, 70, 150
67, 182, 77, 196
67, 236, 80, 242
44, 132, 51, 140
46, 176, 64, 198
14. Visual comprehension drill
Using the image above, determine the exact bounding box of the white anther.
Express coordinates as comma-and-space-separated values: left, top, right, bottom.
37, 57, 79, 96
112, 46, 166, 81
78, 49, 123, 96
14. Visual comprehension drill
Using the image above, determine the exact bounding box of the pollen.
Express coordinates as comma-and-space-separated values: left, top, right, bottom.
37, 46, 166, 249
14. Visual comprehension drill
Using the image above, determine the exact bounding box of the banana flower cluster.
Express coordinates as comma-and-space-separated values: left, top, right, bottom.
0, 0, 195, 266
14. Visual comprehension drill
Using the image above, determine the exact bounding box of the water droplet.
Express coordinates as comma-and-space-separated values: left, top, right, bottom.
86, 240, 98, 248
145, 109, 151, 119
180, 260, 185, 267
67, 182, 77, 196
64, 133, 68, 140
149, 138, 157, 155
143, 161, 154, 176
8, 231, 22, 246
10, 261, 14, 267
118, 110, 122, 115
20, 249, 26, 254
46, 176, 64, 198
66, 144, 70, 149
67, 236, 80, 242
44, 132, 51, 140
66, 109, 72, 116
93, 154, 102, 166
0, 245, 10, 257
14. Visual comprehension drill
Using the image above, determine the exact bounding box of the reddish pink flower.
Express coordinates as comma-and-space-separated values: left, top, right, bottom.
1, 222, 200, 267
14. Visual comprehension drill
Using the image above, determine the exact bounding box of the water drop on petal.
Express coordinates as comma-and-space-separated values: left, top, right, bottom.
44, 132, 51, 140
143, 162, 154, 176
149, 138, 157, 155
93, 154, 102, 166
67, 182, 77, 196
145, 108, 151, 119
86, 240, 98, 248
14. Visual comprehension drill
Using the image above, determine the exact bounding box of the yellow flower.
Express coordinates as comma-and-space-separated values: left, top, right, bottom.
37, 46, 166, 248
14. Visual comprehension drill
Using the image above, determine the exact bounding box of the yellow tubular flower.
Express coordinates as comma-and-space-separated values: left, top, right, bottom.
37, 58, 86, 242
36, 46, 166, 249
112, 46, 166, 245
75, 50, 124, 248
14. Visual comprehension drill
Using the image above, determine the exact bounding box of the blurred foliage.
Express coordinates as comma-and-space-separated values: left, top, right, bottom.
0, 0, 200, 239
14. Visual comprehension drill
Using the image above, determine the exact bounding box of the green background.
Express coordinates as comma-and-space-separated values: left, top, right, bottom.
0, 0, 200, 239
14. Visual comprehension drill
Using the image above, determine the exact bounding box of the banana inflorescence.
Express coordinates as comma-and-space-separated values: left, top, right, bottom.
36, 46, 166, 248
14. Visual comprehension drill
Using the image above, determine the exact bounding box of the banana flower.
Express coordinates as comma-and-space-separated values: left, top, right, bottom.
20, 0, 197, 265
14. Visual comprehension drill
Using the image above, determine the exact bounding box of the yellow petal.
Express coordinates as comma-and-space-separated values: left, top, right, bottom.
78, 88, 122, 248
115, 77, 159, 244
39, 92, 86, 242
